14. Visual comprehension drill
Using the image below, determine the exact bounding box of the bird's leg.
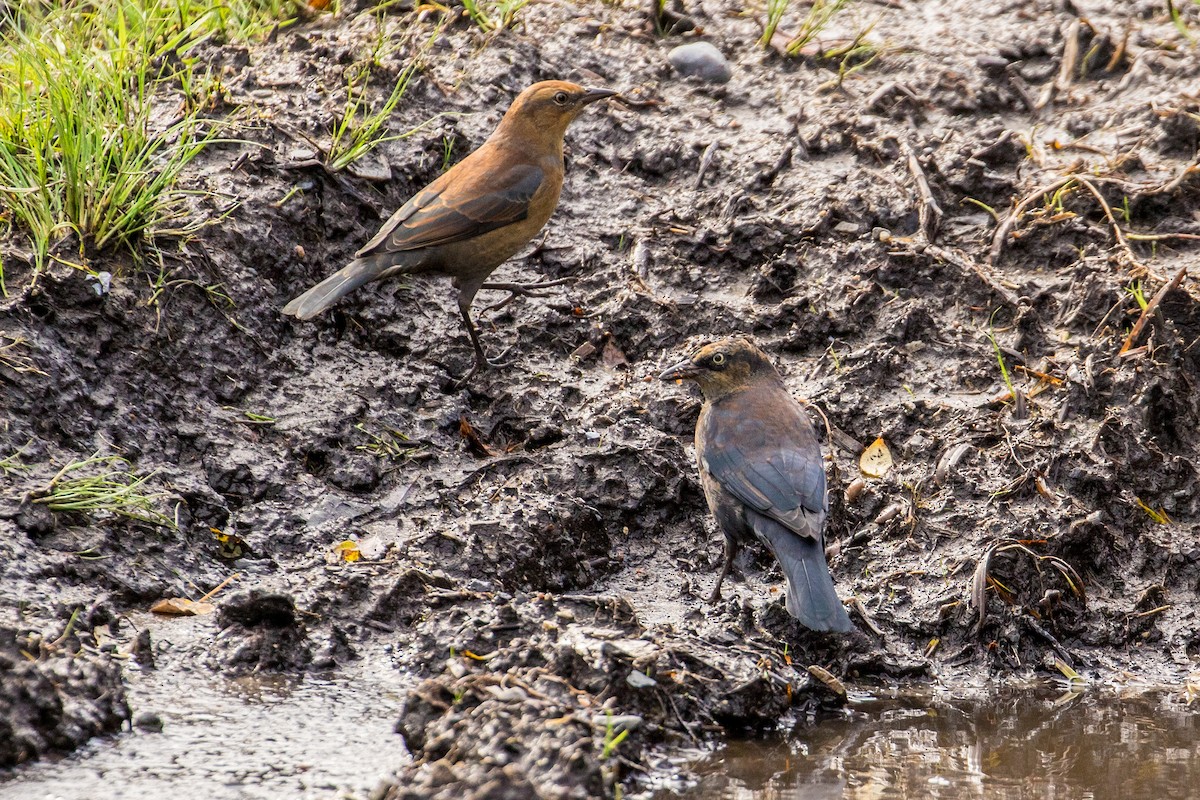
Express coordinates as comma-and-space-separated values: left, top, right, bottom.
451, 294, 515, 389
708, 538, 737, 604
477, 277, 573, 312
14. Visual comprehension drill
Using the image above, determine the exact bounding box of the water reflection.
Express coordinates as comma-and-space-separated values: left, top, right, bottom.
656, 687, 1200, 800
0, 666, 409, 800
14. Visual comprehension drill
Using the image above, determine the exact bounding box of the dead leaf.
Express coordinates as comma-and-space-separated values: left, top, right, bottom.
806, 664, 847, 697
570, 341, 598, 360
601, 339, 628, 369
459, 415, 495, 457
150, 598, 215, 616
860, 436, 893, 478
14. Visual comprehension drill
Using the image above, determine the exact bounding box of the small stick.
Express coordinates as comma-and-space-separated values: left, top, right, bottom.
198, 572, 242, 603
1036, 19, 1080, 110
694, 142, 719, 190
1126, 232, 1200, 242
753, 143, 794, 188
800, 397, 835, 451
989, 175, 1077, 265
1119, 266, 1187, 354
1076, 177, 1139, 268
847, 597, 885, 636
904, 142, 943, 243
923, 243, 1022, 308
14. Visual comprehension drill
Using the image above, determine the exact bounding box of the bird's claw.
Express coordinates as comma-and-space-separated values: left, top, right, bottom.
484, 344, 518, 369
448, 345, 518, 390
480, 278, 572, 293
478, 278, 572, 312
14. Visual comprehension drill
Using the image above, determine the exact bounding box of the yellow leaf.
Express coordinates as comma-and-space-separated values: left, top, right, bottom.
860, 436, 893, 478
1054, 658, 1085, 684
331, 540, 361, 563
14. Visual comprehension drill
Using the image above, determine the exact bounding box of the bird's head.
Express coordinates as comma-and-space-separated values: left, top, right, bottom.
659, 336, 782, 402
501, 80, 617, 141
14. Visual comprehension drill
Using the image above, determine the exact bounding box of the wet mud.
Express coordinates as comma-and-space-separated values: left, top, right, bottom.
3, 0, 1200, 796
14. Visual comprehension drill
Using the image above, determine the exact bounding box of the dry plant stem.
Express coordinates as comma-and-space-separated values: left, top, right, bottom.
1126, 232, 1200, 242
904, 142, 943, 243
924, 242, 1021, 308
988, 175, 1077, 265
694, 142, 719, 190
1089, 159, 1200, 196
847, 597, 885, 636
799, 398, 835, 454
1076, 176, 1139, 270
1118, 266, 1188, 354
198, 572, 241, 603
866, 81, 919, 110
991, 159, 1200, 267
1105, 27, 1128, 72
1036, 18, 1080, 110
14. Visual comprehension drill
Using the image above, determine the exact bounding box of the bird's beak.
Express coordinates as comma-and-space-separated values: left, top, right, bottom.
581, 88, 618, 105
659, 358, 700, 382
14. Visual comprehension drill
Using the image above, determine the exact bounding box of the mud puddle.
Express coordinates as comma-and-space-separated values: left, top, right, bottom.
651, 686, 1200, 799
0, 615, 408, 800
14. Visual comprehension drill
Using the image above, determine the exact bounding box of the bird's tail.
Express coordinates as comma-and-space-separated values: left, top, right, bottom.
281, 256, 400, 320
750, 513, 853, 632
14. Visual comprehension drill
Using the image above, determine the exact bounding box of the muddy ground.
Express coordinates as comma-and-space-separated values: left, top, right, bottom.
3, 0, 1200, 795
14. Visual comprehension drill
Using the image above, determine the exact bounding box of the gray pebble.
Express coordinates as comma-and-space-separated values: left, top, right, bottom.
668, 42, 732, 84
133, 711, 163, 732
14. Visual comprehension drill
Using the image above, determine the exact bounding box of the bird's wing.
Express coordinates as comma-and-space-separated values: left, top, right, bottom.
700, 389, 827, 540
356, 161, 545, 257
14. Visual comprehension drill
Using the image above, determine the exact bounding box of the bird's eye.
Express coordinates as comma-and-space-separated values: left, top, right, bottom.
553, 91, 569, 105
711, 353, 726, 367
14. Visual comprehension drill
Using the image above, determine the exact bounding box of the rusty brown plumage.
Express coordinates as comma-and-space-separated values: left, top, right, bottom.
282, 80, 616, 386
660, 336, 853, 633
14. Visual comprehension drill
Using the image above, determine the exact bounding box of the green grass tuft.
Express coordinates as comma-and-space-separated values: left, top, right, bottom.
761, 0, 852, 54
460, 0, 531, 32
30, 454, 175, 527
0, 0, 303, 284
326, 17, 444, 172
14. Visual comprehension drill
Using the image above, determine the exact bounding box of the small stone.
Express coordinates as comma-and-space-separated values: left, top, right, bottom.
625, 670, 657, 689
134, 711, 163, 732
346, 151, 392, 182
592, 714, 643, 732
668, 42, 732, 84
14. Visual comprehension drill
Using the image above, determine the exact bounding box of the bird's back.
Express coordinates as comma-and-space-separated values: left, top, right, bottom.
355, 136, 564, 289
698, 381, 851, 632
697, 381, 827, 540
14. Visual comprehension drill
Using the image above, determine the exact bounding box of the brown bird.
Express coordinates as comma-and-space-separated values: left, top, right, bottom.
660, 337, 853, 633
282, 80, 616, 385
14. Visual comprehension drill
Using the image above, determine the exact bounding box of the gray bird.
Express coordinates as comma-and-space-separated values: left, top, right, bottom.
660, 337, 853, 632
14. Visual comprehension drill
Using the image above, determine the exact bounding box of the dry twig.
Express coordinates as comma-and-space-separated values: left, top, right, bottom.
1118, 266, 1188, 354
903, 142, 943, 242
1076, 176, 1139, 269
1035, 19, 1081, 110
988, 175, 1076, 265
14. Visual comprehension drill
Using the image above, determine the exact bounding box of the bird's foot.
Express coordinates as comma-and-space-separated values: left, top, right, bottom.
450, 362, 482, 392
706, 586, 723, 604
482, 344, 518, 369
449, 345, 517, 390
478, 278, 572, 312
